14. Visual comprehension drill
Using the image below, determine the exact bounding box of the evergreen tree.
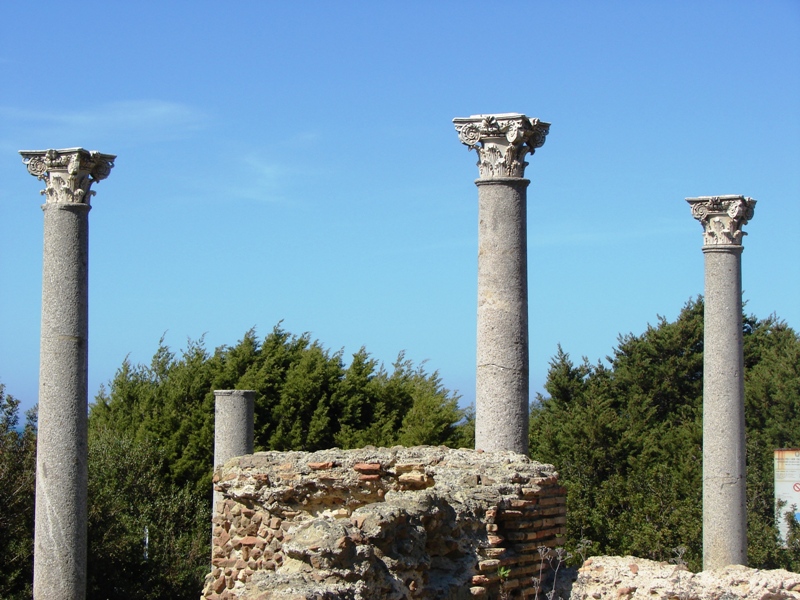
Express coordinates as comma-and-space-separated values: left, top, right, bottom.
0, 383, 36, 600
530, 298, 800, 571
743, 314, 800, 569
87, 426, 210, 600
91, 324, 467, 495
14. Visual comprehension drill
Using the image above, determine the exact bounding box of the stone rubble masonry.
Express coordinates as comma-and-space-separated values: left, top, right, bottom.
453, 114, 550, 454
19, 147, 115, 600
569, 555, 800, 600
202, 446, 566, 599
687, 194, 756, 570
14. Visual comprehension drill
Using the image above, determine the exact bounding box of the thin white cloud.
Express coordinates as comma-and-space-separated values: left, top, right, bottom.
213, 135, 324, 205
0, 100, 208, 146
227, 155, 288, 203
160, 150, 294, 206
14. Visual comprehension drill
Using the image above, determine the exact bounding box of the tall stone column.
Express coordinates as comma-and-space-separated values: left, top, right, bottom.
20, 148, 115, 600
687, 194, 756, 569
213, 390, 255, 511
453, 114, 550, 454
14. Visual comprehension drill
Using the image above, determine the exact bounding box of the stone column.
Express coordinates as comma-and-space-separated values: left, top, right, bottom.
213, 390, 255, 511
453, 114, 550, 454
20, 148, 115, 600
687, 194, 756, 569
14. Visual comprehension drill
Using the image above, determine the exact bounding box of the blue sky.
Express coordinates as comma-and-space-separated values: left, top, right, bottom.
1, 1, 798, 416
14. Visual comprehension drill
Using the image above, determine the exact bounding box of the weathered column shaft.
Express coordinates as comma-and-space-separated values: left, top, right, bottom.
476, 178, 529, 453
454, 114, 550, 454
36, 202, 91, 599
703, 246, 747, 568
213, 390, 255, 511
687, 194, 756, 570
21, 148, 115, 600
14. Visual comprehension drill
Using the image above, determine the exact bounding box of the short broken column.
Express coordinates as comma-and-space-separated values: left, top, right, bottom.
20, 148, 115, 600
213, 390, 255, 511
687, 194, 757, 569
453, 114, 550, 454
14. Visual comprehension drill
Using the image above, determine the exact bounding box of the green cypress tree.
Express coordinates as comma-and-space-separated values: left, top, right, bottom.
0, 383, 36, 600
530, 298, 800, 571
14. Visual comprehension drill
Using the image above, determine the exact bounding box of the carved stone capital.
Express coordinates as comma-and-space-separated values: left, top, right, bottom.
686, 195, 756, 247
453, 113, 550, 179
19, 148, 115, 204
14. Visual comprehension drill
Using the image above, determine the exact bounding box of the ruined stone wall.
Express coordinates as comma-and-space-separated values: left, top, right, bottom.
570, 555, 800, 599
203, 446, 566, 599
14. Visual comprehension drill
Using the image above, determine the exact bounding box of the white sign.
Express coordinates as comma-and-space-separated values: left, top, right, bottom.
774, 449, 800, 544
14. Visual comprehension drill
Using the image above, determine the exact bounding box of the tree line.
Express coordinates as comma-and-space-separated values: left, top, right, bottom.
529, 298, 800, 571
1, 300, 799, 597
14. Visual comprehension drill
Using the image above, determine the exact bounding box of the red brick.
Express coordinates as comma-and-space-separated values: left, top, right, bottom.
216, 529, 231, 547
308, 461, 335, 470
539, 495, 566, 506
478, 559, 500, 571
487, 534, 505, 546
509, 499, 537, 509
353, 462, 382, 473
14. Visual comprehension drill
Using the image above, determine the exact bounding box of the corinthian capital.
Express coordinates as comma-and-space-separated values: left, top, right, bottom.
686, 195, 756, 246
453, 113, 550, 179
19, 148, 115, 204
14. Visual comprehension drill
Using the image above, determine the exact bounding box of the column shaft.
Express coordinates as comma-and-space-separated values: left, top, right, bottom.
702, 245, 747, 569
475, 178, 529, 454
34, 202, 91, 600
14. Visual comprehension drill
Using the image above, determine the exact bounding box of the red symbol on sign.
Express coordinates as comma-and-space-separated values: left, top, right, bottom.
793, 483, 800, 493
